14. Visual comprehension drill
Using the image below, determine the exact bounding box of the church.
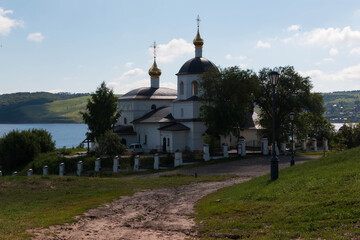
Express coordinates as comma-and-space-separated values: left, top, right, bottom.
114, 19, 261, 153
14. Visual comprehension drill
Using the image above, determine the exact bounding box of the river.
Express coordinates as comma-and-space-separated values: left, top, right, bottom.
0, 124, 88, 149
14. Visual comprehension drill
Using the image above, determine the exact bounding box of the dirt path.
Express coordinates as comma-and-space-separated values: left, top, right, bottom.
30, 155, 318, 240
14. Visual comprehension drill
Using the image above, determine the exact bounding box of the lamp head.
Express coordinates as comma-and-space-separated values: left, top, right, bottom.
290, 112, 295, 121
268, 71, 280, 86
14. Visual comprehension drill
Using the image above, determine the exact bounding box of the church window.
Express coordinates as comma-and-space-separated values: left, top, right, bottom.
144, 135, 147, 144
124, 118, 127, 124
192, 81, 199, 96
181, 108, 184, 117
138, 134, 141, 143
151, 104, 156, 110
167, 138, 170, 146
180, 81, 184, 95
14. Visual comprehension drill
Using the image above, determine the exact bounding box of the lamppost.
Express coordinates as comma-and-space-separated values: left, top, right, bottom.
269, 71, 280, 181
290, 112, 295, 166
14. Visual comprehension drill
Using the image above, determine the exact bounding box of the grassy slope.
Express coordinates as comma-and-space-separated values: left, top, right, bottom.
195, 148, 360, 239
19, 96, 89, 123
0, 174, 232, 240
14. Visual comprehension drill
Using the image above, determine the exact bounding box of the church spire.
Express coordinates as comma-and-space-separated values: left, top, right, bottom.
193, 15, 204, 58
148, 41, 161, 89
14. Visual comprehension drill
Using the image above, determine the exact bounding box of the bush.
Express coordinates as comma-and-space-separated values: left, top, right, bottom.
0, 129, 55, 172
95, 130, 126, 157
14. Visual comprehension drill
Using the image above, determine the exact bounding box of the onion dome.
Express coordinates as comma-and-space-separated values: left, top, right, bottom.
148, 59, 161, 78
193, 28, 204, 48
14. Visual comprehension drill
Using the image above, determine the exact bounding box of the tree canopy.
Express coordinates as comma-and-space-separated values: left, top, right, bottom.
200, 66, 259, 138
81, 82, 120, 141
254, 66, 327, 142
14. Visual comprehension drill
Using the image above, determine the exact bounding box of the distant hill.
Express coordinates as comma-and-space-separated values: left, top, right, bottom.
322, 90, 360, 123
0, 92, 90, 123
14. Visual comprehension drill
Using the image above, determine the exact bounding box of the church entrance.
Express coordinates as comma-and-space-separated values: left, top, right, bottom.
162, 137, 166, 152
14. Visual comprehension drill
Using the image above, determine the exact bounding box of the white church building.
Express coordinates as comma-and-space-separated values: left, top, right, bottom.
114, 20, 261, 153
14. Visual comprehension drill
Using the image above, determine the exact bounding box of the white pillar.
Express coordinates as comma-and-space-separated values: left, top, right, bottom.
0, 170, 2, 177
43, 165, 48, 175
262, 138, 269, 155
27, 169, 33, 176
12, 171, 17, 176
239, 139, 246, 157
301, 139, 307, 151
154, 153, 159, 170
203, 144, 210, 161
95, 158, 101, 172
113, 156, 119, 173
292, 140, 296, 151
275, 142, 280, 155
77, 161, 83, 176
59, 163, 65, 176
174, 151, 182, 167
134, 155, 140, 171
324, 138, 328, 152
280, 142, 286, 153
312, 139, 317, 151
222, 144, 229, 158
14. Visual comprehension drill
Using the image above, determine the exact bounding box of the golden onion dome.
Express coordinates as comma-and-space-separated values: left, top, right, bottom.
193, 28, 204, 47
148, 59, 162, 78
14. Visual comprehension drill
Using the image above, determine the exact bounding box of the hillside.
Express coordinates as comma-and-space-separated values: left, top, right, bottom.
322, 90, 360, 123
0, 92, 90, 123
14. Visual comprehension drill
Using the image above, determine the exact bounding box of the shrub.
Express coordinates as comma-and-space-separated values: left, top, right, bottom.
0, 129, 55, 172
95, 130, 126, 157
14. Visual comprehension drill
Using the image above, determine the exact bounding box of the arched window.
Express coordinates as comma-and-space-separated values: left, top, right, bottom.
181, 108, 184, 117
124, 117, 127, 125
144, 135, 147, 144
192, 81, 199, 96
151, 104, 156, 110
180, 81, 184, 95
167, 138, 170, 146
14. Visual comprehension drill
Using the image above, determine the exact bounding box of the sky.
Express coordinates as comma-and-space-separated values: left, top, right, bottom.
1, 0, 360, 94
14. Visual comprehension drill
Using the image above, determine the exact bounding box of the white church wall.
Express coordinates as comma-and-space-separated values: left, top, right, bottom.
241, 129, 261, 148
177, 75, 201, 100
133, 124, 161, 153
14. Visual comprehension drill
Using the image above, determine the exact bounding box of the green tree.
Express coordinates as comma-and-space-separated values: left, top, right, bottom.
95, 130, 125, 156
0, 129, 55, 172
81, 82, 120, 141
200, 66, 259, 138
255, 66, 325, 143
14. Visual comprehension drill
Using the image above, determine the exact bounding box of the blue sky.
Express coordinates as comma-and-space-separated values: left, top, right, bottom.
1, 0, 360, 94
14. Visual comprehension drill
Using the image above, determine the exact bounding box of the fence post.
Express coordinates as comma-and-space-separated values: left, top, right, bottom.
43, 165, 48, 175
95, 158, 101, 172
59, 163, 65, 176
77, 161, 83, 176
280, 142, 286, 154
113, 156, 119, 173
301, 139, 307, 151
0, 170, 2, 177
323, 138, 328, 152
312, 138, 317, 151
154, 153, 159, 170
240, 139, 246, 157
203, 144, 210, 161
222, 144, 229, 158
27, 169, 33, 177
134, 155, 140, 171
12, 171, 17, 176
174, 151, 182, 167
262, 138, 269, 155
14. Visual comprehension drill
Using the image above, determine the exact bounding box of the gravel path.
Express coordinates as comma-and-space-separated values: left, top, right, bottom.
30, 155, 318, 240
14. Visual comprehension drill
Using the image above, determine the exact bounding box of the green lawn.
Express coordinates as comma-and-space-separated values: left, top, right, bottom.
0, 174, 232, 240
195, 147, 360, 239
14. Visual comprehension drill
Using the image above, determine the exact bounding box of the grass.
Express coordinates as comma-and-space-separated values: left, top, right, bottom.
0, 174, 232, 240
195, 147, 360, 239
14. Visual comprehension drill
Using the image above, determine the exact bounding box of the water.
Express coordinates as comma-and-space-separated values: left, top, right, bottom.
0, 124, 88, 149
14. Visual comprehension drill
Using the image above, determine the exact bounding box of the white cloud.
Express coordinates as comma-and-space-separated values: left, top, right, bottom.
256, 40, 271, 48
120, 68, 146, 79
350, 47, 360, 55
161, 82, 177, 90
315, 58, 334, 65
300, 64, 360, 92
302, 26, 360, 46
148, 38, 193, 63
238, 64, 247, 68
0, 7, 24, 35
27, 32, 44, 42
47, 89, 63, 93
108, 68, 147, 93
125, 62, 134, 68
287, 25, 301, 32
329, 48, 339, 56
225, 54, 247, 60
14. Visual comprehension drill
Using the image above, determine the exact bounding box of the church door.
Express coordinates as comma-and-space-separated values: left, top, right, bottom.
162, 137, 166, 152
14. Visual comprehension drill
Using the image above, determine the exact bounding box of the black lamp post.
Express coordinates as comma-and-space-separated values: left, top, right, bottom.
290, 112, 295, 166
269, 71, 280, 181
